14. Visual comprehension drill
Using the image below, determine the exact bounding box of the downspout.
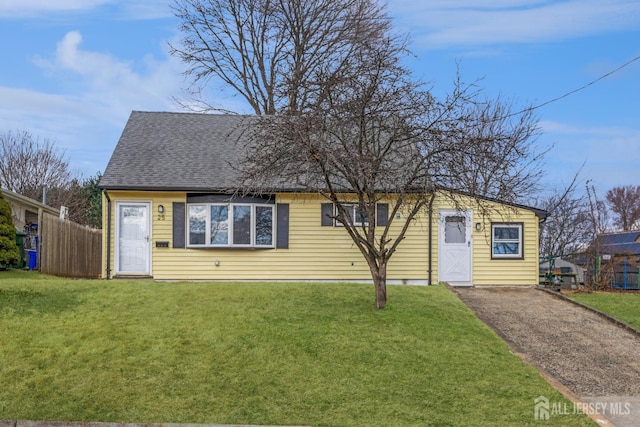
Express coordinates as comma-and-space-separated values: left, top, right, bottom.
104, 190, 112, 280
427, 192, 435, 286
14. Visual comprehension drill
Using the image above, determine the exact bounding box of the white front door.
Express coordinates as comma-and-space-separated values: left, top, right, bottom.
116, 202, 151, 275
438, 210, 472, 286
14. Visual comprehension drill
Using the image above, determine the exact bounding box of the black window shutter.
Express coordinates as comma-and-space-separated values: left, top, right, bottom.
276, 203, 289, 249
321, 203, 334, 226
377, 203, 389, 226
173, 202, 186, 248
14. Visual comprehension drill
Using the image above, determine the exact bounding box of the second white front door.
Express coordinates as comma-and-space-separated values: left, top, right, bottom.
438, 210, 472, 286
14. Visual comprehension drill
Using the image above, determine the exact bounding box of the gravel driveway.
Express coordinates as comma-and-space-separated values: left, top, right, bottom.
453, 286, 640, 426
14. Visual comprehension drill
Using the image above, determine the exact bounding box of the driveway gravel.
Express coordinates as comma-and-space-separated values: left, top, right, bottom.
453, 286, 640, 426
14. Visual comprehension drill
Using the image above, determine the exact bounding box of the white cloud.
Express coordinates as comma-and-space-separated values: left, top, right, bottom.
388, 0, 640, 49
0, 30, 187, 175
0, 30, 250, 176
32, 31, 181, 122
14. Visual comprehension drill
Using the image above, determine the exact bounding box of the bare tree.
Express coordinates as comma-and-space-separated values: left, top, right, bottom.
170, 0, 390, 114
173, 0, 545, 309
538, 171, 592, 258
605, 185, 640, 231
241, 42, 542, 309
242, 36, 433, 308
65, 173, 103, 228
586, 181, 610, 236
0, 130, 76, 208
583, 182, 612, 288
435, 92, 547, 202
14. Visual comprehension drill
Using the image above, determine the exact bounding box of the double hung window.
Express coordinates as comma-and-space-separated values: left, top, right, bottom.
321, 202, 388, 227
337, 203, 369, 227
491, 223, 523, 259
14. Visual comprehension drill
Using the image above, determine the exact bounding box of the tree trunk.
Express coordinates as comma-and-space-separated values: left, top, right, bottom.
373, 262, 387, 309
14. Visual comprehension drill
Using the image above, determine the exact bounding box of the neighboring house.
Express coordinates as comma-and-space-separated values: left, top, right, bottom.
1, 187, 58, 232
596, 230, 640, 256
99, 111, 547, 285
592, 231, 640, 289
1, 188, 59, 268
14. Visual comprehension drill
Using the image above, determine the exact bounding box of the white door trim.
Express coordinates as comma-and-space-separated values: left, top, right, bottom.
115, 201, 152, 276
438, 209, 472, 286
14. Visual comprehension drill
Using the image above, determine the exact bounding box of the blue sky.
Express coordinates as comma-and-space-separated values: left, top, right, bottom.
1, 0, 639, 199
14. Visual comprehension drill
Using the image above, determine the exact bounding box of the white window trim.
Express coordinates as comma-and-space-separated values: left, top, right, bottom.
335, 203, 370, 227
491, 223, 523, 259
187, 203, 275, 248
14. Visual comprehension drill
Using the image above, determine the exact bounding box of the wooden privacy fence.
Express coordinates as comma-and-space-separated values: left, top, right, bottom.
40, 212, 102, 278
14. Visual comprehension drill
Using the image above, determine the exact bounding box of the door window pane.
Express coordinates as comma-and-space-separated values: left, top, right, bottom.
445, 216, 466, 244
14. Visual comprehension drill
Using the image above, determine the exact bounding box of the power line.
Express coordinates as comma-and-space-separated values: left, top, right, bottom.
512, 54, 640, 117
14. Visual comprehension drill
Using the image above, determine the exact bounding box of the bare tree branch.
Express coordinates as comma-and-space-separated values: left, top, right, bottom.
240, 38, 543, 308
606, 185, 640, 231
173, 0, 546, 309
538, 168, 593, 257
0, 130, 76, 206
170, 0, 390, 114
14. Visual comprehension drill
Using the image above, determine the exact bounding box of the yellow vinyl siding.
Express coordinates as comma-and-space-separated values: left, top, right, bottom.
102, 192, 429, 282
101, 190, 541, 284
471, 210, 540, 285
430, 193, 541, 286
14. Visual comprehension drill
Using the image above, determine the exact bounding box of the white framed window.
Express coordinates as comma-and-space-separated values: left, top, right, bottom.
491, 223, 523, 259
187, 203, 274, 248
335, 203, 369, 227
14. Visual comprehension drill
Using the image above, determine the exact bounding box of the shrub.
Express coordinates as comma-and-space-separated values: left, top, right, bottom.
0, 189, 20, 268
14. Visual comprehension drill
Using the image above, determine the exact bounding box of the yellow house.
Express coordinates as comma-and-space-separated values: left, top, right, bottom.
99, 111, 547, 286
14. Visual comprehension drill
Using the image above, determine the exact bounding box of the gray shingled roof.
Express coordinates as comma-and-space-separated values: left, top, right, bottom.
99, 111, 256, 191
99, 110, 548, 218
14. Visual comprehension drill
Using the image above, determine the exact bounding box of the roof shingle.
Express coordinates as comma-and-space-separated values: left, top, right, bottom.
100, 110, 548, 218
99, 111, 255, 191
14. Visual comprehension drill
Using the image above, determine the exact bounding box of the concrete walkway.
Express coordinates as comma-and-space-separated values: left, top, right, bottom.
454, 286, 640, 427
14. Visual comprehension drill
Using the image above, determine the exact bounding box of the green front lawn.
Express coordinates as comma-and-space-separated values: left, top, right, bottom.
0, 270, 592, 426
570, 291, 640, 329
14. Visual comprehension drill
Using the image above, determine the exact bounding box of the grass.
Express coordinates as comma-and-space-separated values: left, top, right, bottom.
0, 270, 593, 426
569, 291, 640, 330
